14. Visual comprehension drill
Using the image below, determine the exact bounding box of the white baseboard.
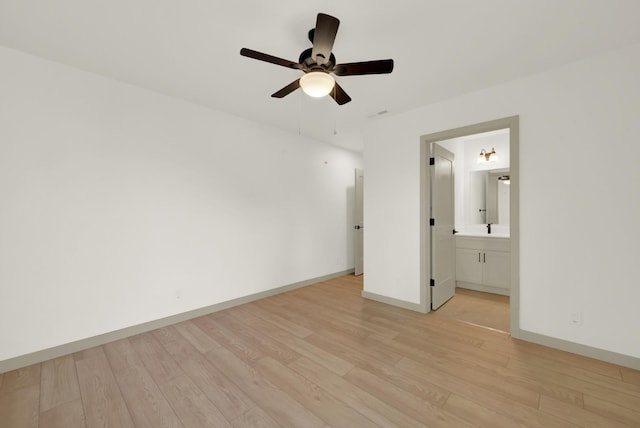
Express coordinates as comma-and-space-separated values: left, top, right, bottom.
363, 289, 640, 371
456, 281, 510, 296
361, 290, 427, 313
518, 329, 640, 371
0, 269, 354, 374
7, 270, 638, 374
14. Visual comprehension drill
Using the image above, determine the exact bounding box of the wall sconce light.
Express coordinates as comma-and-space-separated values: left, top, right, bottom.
478, 147, 498, 163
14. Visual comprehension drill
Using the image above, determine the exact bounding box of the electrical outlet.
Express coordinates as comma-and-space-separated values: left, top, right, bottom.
570, 311, 582, 325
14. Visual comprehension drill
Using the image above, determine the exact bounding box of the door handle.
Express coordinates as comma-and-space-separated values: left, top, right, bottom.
355, 225, 364, 230
483, 252, 486, 263
478, 252, 481, 262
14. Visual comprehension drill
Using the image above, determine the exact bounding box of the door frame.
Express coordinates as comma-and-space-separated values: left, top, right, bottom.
354, 168, 364, 276
419, 116, 521, 338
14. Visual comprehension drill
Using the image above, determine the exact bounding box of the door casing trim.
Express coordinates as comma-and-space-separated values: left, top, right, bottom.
419, 116, 520, 338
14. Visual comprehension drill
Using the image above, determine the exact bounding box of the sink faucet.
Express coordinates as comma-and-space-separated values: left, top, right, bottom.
487, 223, 492, 234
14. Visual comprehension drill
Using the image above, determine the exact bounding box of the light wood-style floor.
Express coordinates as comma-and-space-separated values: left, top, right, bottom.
435, 288, 510, 333
1, 275, 640, 427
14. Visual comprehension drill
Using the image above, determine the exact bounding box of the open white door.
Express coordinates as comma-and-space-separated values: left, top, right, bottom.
431, 144, 456, 309
354, 169, 364, 276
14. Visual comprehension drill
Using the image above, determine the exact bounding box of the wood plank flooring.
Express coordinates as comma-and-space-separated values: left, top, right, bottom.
435, 287, 510, 332
1, 274, 639, 427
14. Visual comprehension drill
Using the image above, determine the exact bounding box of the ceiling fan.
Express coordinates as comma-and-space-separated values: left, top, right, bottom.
240, 13, 394, 105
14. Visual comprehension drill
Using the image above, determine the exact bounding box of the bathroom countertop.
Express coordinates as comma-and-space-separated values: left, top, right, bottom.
456, 233, 510, 238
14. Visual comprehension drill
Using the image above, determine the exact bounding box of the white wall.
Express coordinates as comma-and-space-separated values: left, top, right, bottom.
0, 46, 362, 362
439, 131, 510, 232
364, 42, 640, 359
463, 133, 510, 233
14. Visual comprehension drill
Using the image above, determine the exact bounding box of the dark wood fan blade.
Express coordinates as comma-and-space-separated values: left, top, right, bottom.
329, 82, 351, 105
311, 13, 340, 66
271, 79, 301, 98
240, 48, 303, 70
333, 59, 394, 76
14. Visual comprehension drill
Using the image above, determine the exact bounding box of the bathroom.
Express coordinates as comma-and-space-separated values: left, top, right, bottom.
434, 128, 511, 331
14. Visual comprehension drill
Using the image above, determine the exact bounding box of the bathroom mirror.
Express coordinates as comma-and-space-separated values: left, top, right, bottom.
469, 169, 510, 224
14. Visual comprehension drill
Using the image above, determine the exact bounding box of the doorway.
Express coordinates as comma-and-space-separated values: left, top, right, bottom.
420, 116, 520, 337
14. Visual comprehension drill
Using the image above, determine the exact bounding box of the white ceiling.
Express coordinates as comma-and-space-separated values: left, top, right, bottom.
2, 0, 640, 151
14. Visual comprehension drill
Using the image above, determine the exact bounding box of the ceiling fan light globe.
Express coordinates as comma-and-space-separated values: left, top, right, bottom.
300, 71, 335, 97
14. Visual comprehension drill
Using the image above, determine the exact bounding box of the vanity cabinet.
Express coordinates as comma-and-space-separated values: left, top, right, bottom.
455, 236, 510, 295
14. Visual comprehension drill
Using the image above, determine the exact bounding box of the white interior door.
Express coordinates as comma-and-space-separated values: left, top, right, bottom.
354, 168, 364, 276
431, 144, 456, 309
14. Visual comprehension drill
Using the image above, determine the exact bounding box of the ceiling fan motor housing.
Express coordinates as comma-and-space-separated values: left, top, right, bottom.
298, 47, 336, 72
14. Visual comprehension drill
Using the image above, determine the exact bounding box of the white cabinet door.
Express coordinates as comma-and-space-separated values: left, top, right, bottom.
455, 236, 510, 295
483, 250, 510, 289
455, 248, 483, 283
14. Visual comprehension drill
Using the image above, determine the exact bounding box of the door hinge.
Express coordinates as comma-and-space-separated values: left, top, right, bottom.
429, 218, 435, 226
430, 278, 435, 287
429, 157, 435, 165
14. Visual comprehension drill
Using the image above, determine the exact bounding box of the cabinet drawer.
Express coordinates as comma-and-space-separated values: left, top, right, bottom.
456, 236, 509, 252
